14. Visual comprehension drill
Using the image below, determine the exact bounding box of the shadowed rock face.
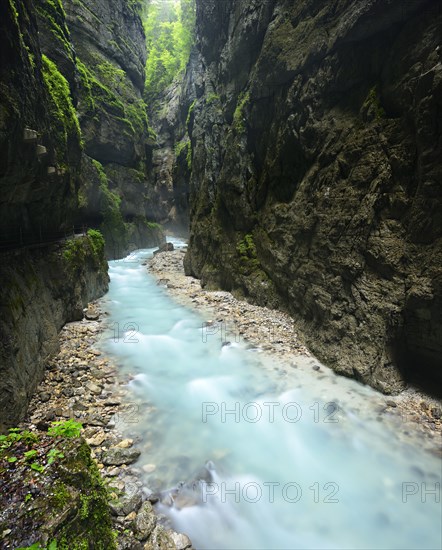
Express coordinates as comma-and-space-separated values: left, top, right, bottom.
0, 239, 109, 431
184, 0, 442, 394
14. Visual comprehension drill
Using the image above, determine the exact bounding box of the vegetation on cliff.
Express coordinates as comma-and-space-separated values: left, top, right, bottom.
143, 0, 196, 100
41, 54, 81, 160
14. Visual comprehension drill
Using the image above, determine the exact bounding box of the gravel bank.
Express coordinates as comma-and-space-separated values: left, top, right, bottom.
148, 249, 442, 453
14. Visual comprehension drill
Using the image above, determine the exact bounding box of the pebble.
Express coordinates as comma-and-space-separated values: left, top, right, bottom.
142, 464, 156, 474
116, 438, 134, 449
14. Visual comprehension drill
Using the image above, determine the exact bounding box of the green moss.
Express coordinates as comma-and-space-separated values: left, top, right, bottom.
233, 91, 250, 133
186, 99, 196, 127
62, 231, 107, 273
42, 55, 81, 159
36, 0, 73, 66
91, 160, 127, 252
364, 86, 386, 120
54, 440, 116, 550
236, 233, 260, 274
77, 57, 148, 136
9, 0, 19, 21
87, 229, 105, 258
206, 92, 220, 104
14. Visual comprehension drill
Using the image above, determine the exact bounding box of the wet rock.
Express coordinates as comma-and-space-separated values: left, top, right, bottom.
143, 525, 176, 550
386, 400, 397, 408
116, 438, 134, 449
85, 304, 100, 321
109, 491, 143, 517
86, 433, 106, 446
85, 382, 102, 395
103, 447, 141, 466
135, 501, 157, 540
153, 242, 174, 256
39, 392, 51, 403
170, 531, 193, 550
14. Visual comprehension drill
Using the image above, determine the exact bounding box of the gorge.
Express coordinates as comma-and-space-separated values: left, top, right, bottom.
0, 0, 441, 548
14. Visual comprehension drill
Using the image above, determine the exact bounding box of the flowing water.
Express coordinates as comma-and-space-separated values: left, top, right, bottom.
99, 238, 441, 550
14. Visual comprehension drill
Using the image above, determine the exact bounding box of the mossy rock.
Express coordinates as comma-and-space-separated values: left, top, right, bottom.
0, 435, 116, 549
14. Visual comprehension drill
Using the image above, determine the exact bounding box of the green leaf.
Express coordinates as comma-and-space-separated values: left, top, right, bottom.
30, 462, 45, 473
24, 449, 38, 460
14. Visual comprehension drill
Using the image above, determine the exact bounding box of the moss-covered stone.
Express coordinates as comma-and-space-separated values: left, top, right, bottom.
0, 433, 116, 549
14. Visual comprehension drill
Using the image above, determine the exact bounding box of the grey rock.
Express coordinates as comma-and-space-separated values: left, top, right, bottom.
109, 491, 143, 517
170, 532, 192, 550
134, 501, 157, 541
102, 447, 141, 466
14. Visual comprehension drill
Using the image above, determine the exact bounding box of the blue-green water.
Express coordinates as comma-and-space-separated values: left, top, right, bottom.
100, 238, 441, 549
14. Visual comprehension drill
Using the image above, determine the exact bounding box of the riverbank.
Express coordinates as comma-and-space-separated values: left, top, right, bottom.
3, 244, 440, 548
8, 311, 193, 550
148, 249, 442, 453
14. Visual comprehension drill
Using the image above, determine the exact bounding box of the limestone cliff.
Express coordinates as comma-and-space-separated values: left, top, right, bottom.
0, 0, 160, 429
62, 0, 165, 256
0, 234, 109, 431
184, 0, 442, 394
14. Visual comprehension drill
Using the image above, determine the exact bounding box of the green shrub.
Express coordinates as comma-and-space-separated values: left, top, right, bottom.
47, 420, 82, 439
87, 229, 105, 258
233, 91, 250, 133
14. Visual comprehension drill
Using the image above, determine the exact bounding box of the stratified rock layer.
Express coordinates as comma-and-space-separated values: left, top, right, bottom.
184, 0, 442, 393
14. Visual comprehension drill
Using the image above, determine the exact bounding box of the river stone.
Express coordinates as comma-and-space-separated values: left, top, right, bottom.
103, 447, 141, 465
85, 306, 100, 320
153, 242, 174, 256
86, 433, 106, 446
39, 392, 51, 403
109, 490, 143, 517
85, 382, 102, 395
135, 501, 157, 540
170, 531, 192, 550
143, 525, 176, 550
116, 438, 134, 449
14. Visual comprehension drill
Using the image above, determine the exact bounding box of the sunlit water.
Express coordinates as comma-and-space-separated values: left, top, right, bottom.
99, 238, 442, 550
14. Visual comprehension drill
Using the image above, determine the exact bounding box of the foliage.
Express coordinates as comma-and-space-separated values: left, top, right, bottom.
92, 160, 127, 251
48, 420, 83, 438
41, 54, 81, 158
87, 229, 105, 258
62, 238, 87, 270
77, 57, 149, 136
186, 98, 196, 127
143, 0, 196, 100
364, 86, 386, 120
233, 91, 250, 133
236, 233, 260, 274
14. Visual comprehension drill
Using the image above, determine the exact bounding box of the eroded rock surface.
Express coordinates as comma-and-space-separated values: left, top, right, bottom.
183, 0, 442, 394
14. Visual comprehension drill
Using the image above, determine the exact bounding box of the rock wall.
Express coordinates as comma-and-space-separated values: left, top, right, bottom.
0, 0, 82, 242
62, 0, 165, 255
0, 236, 109, 432
184, 0, 442, 394
0, 0, 161, 429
